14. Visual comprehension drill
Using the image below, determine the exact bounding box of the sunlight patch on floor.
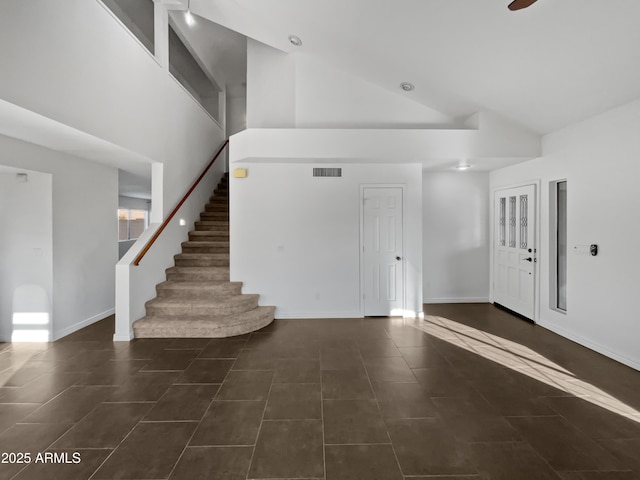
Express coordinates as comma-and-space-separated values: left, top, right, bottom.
408, 315, 640, 422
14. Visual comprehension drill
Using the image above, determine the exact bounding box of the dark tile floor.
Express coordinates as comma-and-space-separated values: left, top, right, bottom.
1, 304, 639, 479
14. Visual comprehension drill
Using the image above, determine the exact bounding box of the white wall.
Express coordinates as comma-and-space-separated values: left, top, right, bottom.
0, 135, 118, 340
294, 54, 453, 128
490, 98, 640, 371
245, 41, 455, 130
0, 167, 53, 341
423, 172, 490, 303
230, 162, 423, 318
246, 39, 295, 128
0, 0, 224, 216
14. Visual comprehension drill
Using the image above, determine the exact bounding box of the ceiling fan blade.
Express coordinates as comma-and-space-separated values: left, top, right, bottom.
508, 0, 538, 11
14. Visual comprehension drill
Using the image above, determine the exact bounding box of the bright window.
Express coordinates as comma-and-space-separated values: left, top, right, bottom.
118, 209, 148, 241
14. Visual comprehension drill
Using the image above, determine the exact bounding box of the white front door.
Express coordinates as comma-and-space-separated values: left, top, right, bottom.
493, 185, 536, 320
362, 187, 404, 316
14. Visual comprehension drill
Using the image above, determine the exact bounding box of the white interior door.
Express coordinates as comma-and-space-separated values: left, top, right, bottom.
493, 185, 536, 320
362, 187, 404, 316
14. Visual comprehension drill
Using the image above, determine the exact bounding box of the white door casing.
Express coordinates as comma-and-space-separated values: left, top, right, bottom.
493, 184, 536, 320
362, 187, 404, 316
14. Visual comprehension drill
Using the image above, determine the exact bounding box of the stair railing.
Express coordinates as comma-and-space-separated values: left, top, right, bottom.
133, 139, 229, 266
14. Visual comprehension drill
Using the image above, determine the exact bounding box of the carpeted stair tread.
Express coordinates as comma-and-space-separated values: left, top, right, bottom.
181, 241, 229, 253
133, 306, 275, 338
165, 266, 229, 281
146, 294, 259, 316
134, 174, 274, 339
156, 280, 242, 297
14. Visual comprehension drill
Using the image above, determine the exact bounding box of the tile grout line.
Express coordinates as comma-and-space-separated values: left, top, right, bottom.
163, 337, 245, 479
358, 332, 405, 479
244, 358, 275, 480
320, 350, 327, 480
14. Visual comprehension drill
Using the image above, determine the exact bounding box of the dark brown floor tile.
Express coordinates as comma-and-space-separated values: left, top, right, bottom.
141, 348, 200, 371
358, 339, 402, 358
54, 349, 117, 373
232, 349, 280, 370
598, 438, 640, 473
325, 444, 403, 480
0, 363, 50, 387
177, 359, 234, 383
386, 417, 477, 476
108, 371, 180, 401
432, 394, 499, 418
508, 416, 624, 471
543, 396, 640, 440
372, 382, 437, 419
407, 477, 482, 480
558, 472, 639, 480
0, 404, 39, 433
412, 366, 477, 397
22, 385, 113, 423
167, 338, 211, 349
321, 370, 374, 400
277, 345, 320, 359
448, 415, 522, 442
249, 420, 323, 479
475, 383, 557, 416
323, 399, 388, 444
53, 402, 151, 448
75, 359, 148, 386
0, 423, 73, 480
198, 340, 246, 359
215, 370, 273, 400
265, 383, 321, 420
470, 441, 562, 480
190, 400, 265, 446
145, 384, 218, 421
274, 358, 320, 383
364, 356, 417, 383
320, 338, 359, 352
0, 372, 85, 404
387, 329, 431, 347
92, 421, 196, 479
398, 345, 450, 368
12, 449, 111, 480
111, 339, 175, 360
320, 349, 365, 371
169, 446, 252, 480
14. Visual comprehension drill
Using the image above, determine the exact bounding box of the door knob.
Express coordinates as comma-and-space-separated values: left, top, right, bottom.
523, 257, 532, 262
396, 256, 401, 261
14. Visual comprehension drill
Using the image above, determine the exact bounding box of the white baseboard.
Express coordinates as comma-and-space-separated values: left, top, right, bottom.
52, 308, 115, 341
113, 330, 134, 342
424, 297, 490, 304
537, 319, 640, 372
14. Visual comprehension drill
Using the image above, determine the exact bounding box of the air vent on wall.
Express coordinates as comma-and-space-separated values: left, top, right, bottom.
313, 167, 342, 177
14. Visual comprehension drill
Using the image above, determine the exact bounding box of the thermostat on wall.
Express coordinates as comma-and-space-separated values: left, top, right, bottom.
233, 168, 247, 178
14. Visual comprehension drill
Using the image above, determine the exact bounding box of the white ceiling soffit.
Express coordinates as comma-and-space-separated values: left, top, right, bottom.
194, 0, 640, 134
0, 99, 153, 178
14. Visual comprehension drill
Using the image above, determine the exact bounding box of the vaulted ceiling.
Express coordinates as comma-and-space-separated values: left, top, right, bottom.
193, 0, 640, 134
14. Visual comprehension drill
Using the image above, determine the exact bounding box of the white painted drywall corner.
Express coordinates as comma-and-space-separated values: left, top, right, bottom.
246, 39, 295, 128
115, 162, 227, 341
490, 97, 640, 371
229, 162, 423, 319
423, 171, 490, 303
0, 135, 118, 341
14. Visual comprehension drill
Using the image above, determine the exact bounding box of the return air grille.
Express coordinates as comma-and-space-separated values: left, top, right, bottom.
313, 167, 342, 177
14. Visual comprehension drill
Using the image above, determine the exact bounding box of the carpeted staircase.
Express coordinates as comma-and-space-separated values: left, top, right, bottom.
133, 174, 275, 338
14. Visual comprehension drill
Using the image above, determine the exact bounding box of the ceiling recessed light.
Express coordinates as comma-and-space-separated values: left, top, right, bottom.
456, 164, 471, 170
288, 35, 302, 47
400, 82, 414, 92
